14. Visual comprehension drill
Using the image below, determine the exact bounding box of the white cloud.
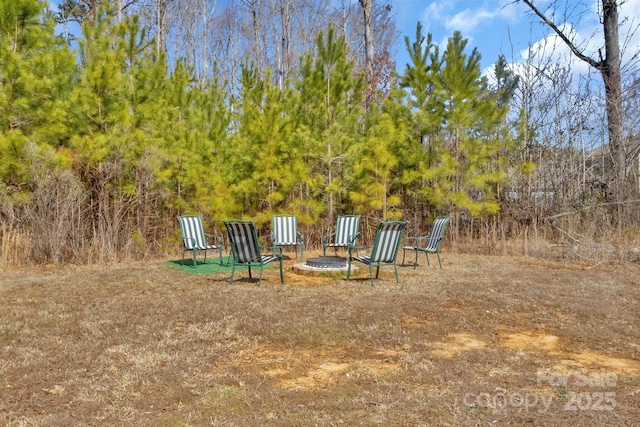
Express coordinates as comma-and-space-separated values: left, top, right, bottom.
415, 0, 524, 55
419, 0, 455, 34
514, 0, 640, 77
420, 0, 519, 36
517, 31, 592, 79
446, 8, 501, 35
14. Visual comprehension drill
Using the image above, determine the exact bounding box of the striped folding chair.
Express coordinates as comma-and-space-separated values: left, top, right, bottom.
402, 216, 450, 269
272, 214, 305, 262
346, 221, 408, 287
177, 215, 223, 267
322, 214, 361, 256
223, 220, 284, 286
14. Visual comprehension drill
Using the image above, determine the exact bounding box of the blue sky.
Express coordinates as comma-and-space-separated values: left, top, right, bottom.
393, 0, 528, 70
393, 0, 640, 77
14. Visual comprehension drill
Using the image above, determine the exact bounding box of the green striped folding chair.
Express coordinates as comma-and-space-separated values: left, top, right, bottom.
322, 214, 361, 256
347, 220, 408, 287
272, 214, 305, 262
402, 216, 450, 269
223, 220, 283, 286
177, 215, 223, 267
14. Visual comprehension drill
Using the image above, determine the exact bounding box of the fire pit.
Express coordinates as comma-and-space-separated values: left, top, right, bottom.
292, 256, 357, 276
305, 256, 346, 268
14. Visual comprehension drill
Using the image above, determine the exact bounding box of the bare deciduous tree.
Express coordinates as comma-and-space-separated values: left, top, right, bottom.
520, 0, 626, 217
358, 0, 373, 74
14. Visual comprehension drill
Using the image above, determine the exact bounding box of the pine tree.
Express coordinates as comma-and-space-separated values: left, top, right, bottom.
158, 58, 230, 224
396, 22, 445, 224
221, 64, 309, 226
350, 107, 403, 221
0, 0, 76, 206
400, 25, 518, 235
66, 1, 172, 259
296, 25, 365, 221
435, 32, 508, 226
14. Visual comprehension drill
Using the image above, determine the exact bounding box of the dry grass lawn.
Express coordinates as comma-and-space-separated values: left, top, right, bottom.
1, 252, 639, 426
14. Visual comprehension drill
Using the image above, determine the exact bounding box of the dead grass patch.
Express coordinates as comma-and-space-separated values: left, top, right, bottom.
1, 252, 639, 426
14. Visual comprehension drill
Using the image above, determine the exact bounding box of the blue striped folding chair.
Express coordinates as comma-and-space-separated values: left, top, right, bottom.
272, 214, 305, 262
347, 221, 408, 287
322, 214, 361, 256
177, 215, 223, 267
402, 216, 450, 269
223, 220, 284, 286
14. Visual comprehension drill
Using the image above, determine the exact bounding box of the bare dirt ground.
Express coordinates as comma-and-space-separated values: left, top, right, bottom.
1, 252, 639, 426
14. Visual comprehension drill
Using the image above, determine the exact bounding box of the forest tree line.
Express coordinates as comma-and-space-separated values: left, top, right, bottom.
1, 0, 638, 265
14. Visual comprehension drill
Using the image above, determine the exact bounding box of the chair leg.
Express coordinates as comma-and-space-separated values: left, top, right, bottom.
181, 250, 186, 266
279, 259, 284, 283
413, 249, 418, 269
248, 266, 252, 279
437, 252, 443, 268
192, 248, 198, 267
425, 252, 431, 266
393, 264, 399, 284
258, 265, 264, 286
346, 258, 352, 281
368, 265, 374, 287
401, 248, 406, 266
229, 264, 236, 285
217, 246, 223, 265
375, 266, 380, 279
300, 244, 304, 263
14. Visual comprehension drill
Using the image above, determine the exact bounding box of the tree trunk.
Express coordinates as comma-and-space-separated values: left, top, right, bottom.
521, 0, 626, 214
601, 0, 625, 211
358, 0, 374, 73
156, 0, 168, 55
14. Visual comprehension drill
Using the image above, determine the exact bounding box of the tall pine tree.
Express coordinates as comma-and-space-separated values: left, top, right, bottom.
400, 26, 518, 235
296, 25, 365, 222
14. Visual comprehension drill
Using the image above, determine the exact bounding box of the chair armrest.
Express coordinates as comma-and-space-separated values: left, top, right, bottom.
296, 230, 305, 243
204, 233, 223, 246
322, 232, 336, 244
403, 236, 420, 245
410, 234, 442, 251
261, 244, 283, 258
404, 235, 431, 249
347, 232, 360, 245
347, 242, 369, 256
348, 244, 370, 251
182, 235, 197, 247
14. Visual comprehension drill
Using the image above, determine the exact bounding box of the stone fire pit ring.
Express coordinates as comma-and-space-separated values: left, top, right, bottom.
292, 256, 358, 276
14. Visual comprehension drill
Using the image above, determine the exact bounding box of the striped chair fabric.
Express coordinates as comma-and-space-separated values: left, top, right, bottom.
347, 221, 408, 287
402, 216, 450, 269
177, 215, 223, 267
223, 220, 283, 286
272, 214, 305, 261
323, 214, 361, 256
